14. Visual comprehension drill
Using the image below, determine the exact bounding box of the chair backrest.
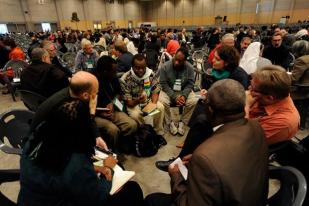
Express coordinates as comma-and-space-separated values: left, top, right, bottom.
18, 90, 47, 112
268, 166, 307, 206
62, 52, 76, 72
0, 110, 35, 151
93, 45, 106, 56
3, 60, 29, 80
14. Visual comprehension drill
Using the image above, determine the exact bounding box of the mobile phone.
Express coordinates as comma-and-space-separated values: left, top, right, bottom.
96, 107, 111, 112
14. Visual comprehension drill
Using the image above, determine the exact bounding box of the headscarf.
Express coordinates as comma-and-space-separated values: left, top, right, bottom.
239, 42, 261, 74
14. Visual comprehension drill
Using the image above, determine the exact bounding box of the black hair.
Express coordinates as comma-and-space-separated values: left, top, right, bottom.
175, 47, 189, 59
132, 53, 146, 66
95, 56, 117, 79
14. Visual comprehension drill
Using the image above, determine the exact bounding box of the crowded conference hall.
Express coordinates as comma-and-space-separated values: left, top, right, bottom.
0, 0, 309, 205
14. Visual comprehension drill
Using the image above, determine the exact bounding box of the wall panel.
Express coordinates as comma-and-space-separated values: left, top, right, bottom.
0, 0, 24, 23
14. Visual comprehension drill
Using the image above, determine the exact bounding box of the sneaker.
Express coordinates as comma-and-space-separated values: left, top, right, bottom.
178, 121, 185, 136
170, 121, 178, 135
155, 157, 177, 172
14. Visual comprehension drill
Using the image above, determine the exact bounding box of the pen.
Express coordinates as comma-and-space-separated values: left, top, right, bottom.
95, 146, 117, 159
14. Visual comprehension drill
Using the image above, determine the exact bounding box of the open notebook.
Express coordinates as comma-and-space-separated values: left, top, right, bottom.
94, 150, 135, 195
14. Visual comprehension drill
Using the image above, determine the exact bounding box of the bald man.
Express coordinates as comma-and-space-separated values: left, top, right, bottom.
28, 71, 108, 151
19, 71, 145, 206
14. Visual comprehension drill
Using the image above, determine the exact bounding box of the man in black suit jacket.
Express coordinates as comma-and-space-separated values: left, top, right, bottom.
21, 48, 69, 98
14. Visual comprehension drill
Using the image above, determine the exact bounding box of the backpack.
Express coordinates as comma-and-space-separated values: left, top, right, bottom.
130, 124, 161, 157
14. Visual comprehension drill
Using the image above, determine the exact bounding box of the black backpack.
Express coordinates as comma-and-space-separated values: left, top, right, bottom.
130, 124, 161, 157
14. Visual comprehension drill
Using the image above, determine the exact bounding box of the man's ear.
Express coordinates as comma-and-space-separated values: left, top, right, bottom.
82, 92, 90, 101
265, 95, 275, 102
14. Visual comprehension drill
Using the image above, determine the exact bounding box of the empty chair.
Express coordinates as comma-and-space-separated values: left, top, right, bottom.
61, 52, 76, 73
0, 109, 35, 155
18, 90, 47, 112
93, 45, 106, 56
268, 165, 307, 206
0, 169, 19, 206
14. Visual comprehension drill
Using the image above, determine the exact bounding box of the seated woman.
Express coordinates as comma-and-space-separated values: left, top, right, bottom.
156, 46, 249, 171
240, 42, 272, 75
290, 40, 309, 129
203, 45, 249, 90
18, 71, 144, 206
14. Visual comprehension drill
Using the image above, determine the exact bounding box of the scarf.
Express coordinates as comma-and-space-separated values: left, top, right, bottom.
211, 69, 230, 80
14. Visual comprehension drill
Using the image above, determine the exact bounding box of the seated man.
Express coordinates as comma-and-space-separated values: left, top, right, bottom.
262, 32, 292, 70
19, 71, 144, 206
159, 47, 197, 135
74, 39, 99, 72
41, 40, 72, 77
21, 48, 69, 98
120, 54, 165, 139
146, 79, 269, 206
156, 65, 300, 170
94, 56, 138, 151
248, 65, 300, 145
114, 40, 134, 73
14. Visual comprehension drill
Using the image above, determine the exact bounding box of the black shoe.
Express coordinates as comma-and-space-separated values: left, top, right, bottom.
157, 135, 167, 148
155, 157, 176, 172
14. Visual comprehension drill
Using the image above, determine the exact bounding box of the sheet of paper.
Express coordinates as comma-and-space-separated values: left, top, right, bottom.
142, 102, 157, 113
93, 160, 135, 195
170, 157, 188, 180
113, 98, 124, 111
147, 108, 160, 116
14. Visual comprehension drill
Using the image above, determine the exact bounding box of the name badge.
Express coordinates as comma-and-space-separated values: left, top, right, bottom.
86, 60, 94, 69
173, 79, 182, 91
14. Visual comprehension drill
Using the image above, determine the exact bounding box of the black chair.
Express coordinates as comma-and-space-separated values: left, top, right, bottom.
268, 165, 307, 206
62, 52, 76, 73
0, 170, 19, 206
93, 45, 106, 56
18, 90, 47, 112
1, 60, 29, 101
293, 83, 309, 129
0, 109, 35, 155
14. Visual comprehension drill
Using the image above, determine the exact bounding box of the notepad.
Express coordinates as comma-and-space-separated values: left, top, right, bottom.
142, 102, 157, 113
94, 150, 135, 195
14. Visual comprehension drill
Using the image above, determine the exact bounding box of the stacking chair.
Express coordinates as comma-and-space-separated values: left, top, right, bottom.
1, 60, 29, 101
93, 45, 106, 56
268, 166, 307, 206
61, 52, 76, 73
192, 50, 207, 91
0, 109, 35, 155
18, 90, 46, 112
0, 109, 34, 206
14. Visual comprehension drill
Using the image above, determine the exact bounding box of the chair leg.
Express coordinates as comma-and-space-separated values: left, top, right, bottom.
2, 75, 16, 101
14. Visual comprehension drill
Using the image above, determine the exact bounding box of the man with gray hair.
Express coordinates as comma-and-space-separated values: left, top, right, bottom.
41, 40, 72, 77
21, 47, 69, 98
208, 33, 236, 64
146, 79, 269, 206
74, 39, 99, 72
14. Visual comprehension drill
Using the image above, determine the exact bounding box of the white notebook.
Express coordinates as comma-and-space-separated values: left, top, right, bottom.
94, 150, 135, 195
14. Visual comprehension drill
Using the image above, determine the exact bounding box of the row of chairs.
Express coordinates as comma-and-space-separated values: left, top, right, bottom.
0, 108, 307, 205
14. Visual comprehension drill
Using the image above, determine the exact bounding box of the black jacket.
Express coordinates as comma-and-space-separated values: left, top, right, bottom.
21, 60, 69, 98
